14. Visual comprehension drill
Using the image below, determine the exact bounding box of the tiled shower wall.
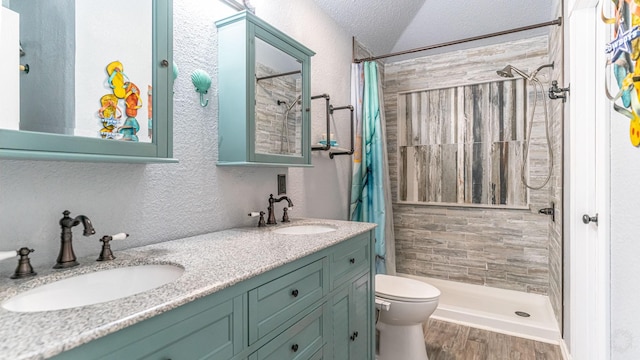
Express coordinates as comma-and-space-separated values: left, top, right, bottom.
255, 63, 302, 155
384, 36, 561, 297
547, 0, 564, 330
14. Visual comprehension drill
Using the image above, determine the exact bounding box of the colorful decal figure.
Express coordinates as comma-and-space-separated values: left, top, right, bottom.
98, 94, 123, 140
119, 82, 142, 141
98, 61, 143, 141
604, 0, 640, 147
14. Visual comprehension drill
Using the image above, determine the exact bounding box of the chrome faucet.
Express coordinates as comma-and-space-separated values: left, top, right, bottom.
267, 194, 293, 225
54, 210, 95, 269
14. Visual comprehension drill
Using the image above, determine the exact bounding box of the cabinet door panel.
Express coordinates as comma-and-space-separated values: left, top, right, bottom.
330, 286, 351, 360
349, 274, 371, 360
118, 296, 243, 360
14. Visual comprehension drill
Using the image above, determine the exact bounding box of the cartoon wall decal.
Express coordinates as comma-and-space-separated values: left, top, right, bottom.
97, 61, 143, 141
604, 0, 640, 147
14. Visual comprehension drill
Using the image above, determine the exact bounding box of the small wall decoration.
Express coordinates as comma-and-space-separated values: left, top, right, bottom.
98, 60, 142, 141
603, 1, 640, 147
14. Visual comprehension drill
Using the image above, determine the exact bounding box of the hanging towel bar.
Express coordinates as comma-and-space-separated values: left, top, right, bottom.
329, 105, 355, 159
311, 94, 331, 151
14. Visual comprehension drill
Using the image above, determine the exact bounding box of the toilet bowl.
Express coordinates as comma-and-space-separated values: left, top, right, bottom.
375, 274, 440, 360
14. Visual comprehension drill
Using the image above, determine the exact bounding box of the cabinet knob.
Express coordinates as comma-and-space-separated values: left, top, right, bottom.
291, 344, 299, 352
349, 258, 355, 264
350, 331, 359, 341
291, 289, 299, 297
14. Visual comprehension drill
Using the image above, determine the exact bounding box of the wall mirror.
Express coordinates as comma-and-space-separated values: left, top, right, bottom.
0, 0, 174, 162
254, 37, 303, 157
217, 11, 314, 167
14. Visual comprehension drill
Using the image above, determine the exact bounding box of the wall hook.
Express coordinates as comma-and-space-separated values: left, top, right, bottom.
191, 69, 211, 107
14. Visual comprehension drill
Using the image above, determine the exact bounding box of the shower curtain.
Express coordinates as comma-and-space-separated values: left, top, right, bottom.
350, 61, 396, 275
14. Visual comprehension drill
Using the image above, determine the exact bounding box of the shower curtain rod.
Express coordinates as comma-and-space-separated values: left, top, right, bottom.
353, 17, 562, 63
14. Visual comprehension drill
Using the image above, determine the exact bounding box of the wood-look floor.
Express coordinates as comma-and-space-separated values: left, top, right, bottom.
424, 319, 563, 360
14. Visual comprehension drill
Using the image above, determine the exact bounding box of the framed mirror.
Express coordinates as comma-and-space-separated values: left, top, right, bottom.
254, 37, 303, 158
216, 11, 314, 167
0, 0, 174, 162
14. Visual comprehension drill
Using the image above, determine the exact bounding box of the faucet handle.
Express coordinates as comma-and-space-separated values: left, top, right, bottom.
282, 207, 291, 223
249, 211, 267, 227
0, 250, 17, 262
1, 248, 37, 279
97, 233, 129, 261
110, 233, 129, 241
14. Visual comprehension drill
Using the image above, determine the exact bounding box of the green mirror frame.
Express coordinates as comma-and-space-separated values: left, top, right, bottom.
0, 0, 175, 163
216, 11, 315, 167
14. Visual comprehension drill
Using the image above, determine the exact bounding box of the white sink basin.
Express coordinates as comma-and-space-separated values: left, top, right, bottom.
2, 264, 184, 313
273, 224, 337, 235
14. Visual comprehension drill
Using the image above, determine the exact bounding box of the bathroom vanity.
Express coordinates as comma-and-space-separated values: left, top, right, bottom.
0, 219, 375, 360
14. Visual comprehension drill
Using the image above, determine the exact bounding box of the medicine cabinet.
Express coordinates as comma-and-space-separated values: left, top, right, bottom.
0, 0, 174, 163
216, 11, 315, 166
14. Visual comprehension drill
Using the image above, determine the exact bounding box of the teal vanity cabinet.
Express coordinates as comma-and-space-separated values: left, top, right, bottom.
53, 231, 374, 360
216, 11, 315, 167
328, 233, 373, 360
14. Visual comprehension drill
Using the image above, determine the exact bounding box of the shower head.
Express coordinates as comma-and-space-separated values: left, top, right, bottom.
497, 65, 515, 78
496, 62, 554, 80
278, 94, 302, 112
496, 65, 530, 79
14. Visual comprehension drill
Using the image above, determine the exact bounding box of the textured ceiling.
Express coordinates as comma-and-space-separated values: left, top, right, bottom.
312, 0, 558, 62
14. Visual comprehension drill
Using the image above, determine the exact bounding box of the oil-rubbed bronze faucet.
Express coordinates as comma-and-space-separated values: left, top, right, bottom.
267, 194, 293, 225
54, 210, 95, 269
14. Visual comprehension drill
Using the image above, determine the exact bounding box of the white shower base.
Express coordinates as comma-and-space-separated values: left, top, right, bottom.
399, 274, 561, 344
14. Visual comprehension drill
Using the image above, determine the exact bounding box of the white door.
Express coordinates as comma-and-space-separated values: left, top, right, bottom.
566, 0, 610, 359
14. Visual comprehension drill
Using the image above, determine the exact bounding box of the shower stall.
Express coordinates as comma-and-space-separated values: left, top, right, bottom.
369, 29, 564, 343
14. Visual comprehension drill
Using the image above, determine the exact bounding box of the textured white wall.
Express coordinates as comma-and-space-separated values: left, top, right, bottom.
252, 0, 355, 220
610, 99, 640, 356
0, 0, 353, 274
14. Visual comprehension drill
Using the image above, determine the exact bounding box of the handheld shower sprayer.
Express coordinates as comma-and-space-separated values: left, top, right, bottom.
495, 62, 555, 190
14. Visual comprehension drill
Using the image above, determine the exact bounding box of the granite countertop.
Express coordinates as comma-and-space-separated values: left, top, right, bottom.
0, 218, 375, 360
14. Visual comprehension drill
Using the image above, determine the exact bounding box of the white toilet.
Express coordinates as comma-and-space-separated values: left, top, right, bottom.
375, 274, 441, 360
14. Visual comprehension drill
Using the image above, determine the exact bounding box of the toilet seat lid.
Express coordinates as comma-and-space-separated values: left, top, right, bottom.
375, 274, 440, 301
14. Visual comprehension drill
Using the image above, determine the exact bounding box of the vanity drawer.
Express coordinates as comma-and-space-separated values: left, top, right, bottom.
329, 232, 370, 290
249, 306, 324, 360
249, 259, 326, 343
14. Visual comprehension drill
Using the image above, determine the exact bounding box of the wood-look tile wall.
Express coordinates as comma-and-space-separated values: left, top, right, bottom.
547, 0, 564, 330
255, 63, 302, 155
384, 36, 560, 295
398, 80, 528, 206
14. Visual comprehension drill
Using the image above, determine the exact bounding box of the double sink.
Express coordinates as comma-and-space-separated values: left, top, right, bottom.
1, 224, 337, 313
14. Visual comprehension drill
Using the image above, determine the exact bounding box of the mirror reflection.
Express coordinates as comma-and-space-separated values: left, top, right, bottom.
254, 37, 303, 157
0, 0, 152, 143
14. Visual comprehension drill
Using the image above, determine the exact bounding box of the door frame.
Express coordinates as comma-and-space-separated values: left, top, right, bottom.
565, 0, 610, 359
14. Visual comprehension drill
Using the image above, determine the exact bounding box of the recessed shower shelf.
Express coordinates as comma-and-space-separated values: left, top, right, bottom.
310, 94, 354, 159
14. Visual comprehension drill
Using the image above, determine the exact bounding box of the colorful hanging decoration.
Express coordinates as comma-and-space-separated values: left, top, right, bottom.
603, 0, 640, 147
98, 60, 143, 141
98, 94, 123, 140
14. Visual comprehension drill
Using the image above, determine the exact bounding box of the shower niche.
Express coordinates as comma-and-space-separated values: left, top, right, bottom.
216, 11, 315, 166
